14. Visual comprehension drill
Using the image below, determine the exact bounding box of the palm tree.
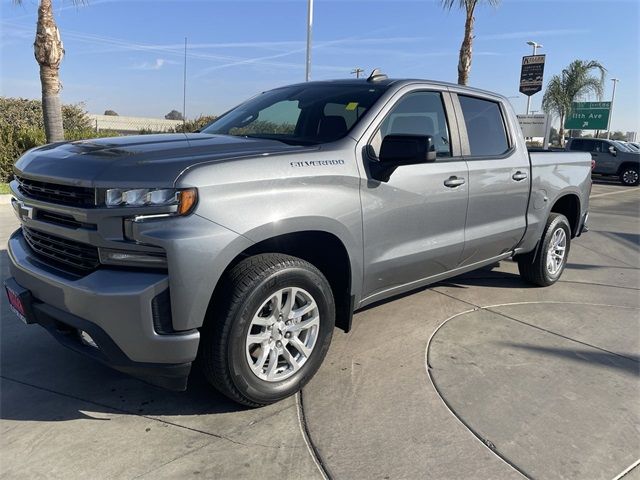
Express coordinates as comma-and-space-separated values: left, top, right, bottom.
441, 0, 501, 86
542, 60, 606, 147
13, 0, 83, 143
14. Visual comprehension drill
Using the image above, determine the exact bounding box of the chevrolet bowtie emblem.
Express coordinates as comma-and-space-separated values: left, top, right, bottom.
12, 199, 34, 221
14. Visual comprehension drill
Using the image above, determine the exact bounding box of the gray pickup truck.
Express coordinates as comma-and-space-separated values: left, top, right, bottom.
566, 137, 640, 186
5, 75, 591, 406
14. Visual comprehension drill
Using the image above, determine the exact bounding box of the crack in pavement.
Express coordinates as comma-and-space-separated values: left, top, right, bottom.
431, 290, 640, 364
1, 375, 298, 450
573, 241, 639, 269
130, 440, 216, 480
295, 391, 332, 480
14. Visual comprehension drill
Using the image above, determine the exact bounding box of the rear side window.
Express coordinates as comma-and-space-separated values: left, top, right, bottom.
569, 139, 584, 151
459, 95, 509, 157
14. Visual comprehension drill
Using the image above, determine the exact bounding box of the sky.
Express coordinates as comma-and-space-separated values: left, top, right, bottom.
1, 0, 638, 132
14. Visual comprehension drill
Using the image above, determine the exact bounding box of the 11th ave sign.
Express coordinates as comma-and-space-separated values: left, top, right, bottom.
564, 102, 611, 130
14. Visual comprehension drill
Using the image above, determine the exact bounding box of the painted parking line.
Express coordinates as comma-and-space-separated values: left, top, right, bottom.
590, 189, 639, 199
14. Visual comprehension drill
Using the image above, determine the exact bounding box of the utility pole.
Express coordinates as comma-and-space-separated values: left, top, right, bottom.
606, 78, 619, 140
350, 67, 364, 79
525, 41, 542, 115
305, 0, 313, 82
182, 37, 187, 129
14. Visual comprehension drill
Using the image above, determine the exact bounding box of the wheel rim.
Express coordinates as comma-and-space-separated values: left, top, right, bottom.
622, 169, 639, 185
245, 287, 320, 382
546, 227, 567, 275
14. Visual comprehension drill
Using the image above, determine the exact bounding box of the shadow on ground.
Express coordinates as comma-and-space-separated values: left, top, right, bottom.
1, 250, 250, 423
499, 342, 640, 377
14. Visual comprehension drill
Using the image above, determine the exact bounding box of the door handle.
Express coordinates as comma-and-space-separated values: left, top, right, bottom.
512, 171, 528, 181
444, 176, 465, 188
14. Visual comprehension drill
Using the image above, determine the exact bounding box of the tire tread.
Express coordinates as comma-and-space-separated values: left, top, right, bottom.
200, 253, 326, 407
518, 213, 570, 287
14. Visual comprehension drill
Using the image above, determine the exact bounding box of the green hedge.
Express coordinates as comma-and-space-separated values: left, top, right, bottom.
0, 99, 222, 182
0, 97, 122, 182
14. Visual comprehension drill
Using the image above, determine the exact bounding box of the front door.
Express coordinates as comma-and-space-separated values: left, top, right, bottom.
592, 140, 618, 174
359, 89, 468, 301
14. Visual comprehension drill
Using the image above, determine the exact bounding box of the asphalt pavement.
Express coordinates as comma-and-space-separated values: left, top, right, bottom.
1, 180, 638, 480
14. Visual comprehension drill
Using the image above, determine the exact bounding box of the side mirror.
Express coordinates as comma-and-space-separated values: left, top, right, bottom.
380, 134, 437, 164
608, 145, 617, 156
370, 134, 436, 182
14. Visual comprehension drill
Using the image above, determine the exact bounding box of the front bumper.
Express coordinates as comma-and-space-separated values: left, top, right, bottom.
7, 229, 200, 390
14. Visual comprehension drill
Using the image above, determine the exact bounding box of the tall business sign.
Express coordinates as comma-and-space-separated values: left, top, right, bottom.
519, 55, 546, 96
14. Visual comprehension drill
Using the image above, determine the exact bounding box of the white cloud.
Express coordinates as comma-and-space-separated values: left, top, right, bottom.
131, 58, 170, 70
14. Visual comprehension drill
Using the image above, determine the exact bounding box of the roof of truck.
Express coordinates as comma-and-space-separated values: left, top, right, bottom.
279, 77, 507, 101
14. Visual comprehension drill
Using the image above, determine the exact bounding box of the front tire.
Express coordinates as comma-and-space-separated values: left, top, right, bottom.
619, 166, 640, 186
518, 213, 571, 287
199, 253, 335, 406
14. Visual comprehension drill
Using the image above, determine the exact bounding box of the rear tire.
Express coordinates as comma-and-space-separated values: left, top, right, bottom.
518, 213, 571, 287
199, 253, 335, 407
619, 166, 639, 186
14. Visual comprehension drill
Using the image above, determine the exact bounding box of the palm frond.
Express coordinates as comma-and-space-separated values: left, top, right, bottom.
543, 58, 607, 118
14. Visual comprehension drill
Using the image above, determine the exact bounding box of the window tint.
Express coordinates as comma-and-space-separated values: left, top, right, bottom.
570, 139, 584, 151
229, 100, 300, 136
459, 95, 509, 156
203, 84, 388, 145
370, 91, 452, 158
324, 102, 366, 130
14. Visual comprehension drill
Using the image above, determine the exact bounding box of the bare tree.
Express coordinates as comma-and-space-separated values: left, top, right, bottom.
440, 0, 501, 85
13, 0, 85, 143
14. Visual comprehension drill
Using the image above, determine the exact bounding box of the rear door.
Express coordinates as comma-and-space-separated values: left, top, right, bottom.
357, 86, 468, 301
453, 93, 530, 266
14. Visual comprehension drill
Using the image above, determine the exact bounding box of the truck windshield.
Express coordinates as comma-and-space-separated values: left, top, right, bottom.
201, 83, 388, 145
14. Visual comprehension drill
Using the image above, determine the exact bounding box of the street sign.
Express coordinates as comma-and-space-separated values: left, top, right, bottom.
519, 54, 545, 96
564, 102, 611, 130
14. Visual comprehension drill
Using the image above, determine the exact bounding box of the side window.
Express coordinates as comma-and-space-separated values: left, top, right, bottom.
570, 139, 584, 151
369, 91, 452, 158
459, 95, 510, 157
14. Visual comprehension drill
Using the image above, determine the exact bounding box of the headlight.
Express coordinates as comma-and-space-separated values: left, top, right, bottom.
104, 187, 197, 215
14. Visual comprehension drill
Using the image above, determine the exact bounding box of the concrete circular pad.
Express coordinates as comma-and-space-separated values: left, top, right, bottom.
428, 302, 640, 479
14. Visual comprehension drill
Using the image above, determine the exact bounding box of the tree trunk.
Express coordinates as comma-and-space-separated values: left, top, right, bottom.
559, 113, 565, 147
457, 9, 474, 86
34, 0, 65, 143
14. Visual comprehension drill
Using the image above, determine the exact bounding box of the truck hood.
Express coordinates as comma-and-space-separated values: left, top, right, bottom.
14, 133, 310, 187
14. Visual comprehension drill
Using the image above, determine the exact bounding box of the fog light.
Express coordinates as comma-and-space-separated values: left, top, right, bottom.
99, 248, 167, 268
79, 330, 98, 349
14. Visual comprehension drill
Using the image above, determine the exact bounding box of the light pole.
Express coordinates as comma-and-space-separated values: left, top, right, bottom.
525, 40, 543, 115
305, 0, 313, 82
606, 78, 619, 139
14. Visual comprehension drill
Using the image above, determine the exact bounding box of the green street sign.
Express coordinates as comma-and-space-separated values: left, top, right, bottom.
564, 102, 611, 130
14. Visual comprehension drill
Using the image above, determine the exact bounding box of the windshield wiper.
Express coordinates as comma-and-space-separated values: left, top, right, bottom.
242, 134, 318, 146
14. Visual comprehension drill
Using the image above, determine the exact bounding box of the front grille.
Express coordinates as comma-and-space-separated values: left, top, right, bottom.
16, 176, 95, 207
34, 210, 96, 230
22, 226, 100, 273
